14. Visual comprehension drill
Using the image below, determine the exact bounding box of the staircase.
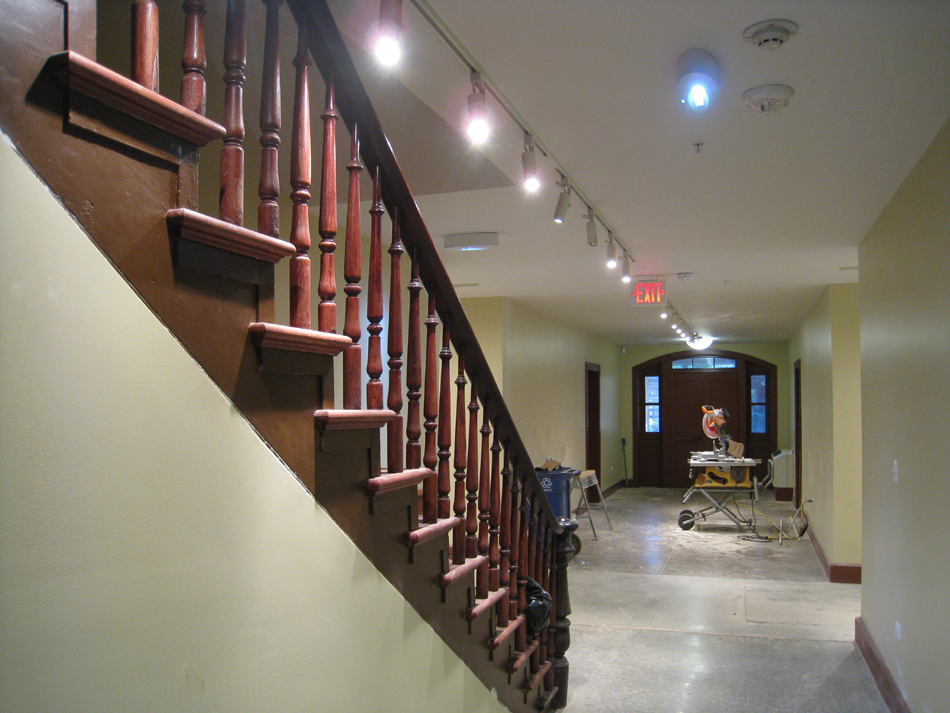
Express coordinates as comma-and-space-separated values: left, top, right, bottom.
0, 1, 576, 711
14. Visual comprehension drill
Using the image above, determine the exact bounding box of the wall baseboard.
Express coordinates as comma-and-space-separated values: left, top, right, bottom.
855, 617, 912, 713
808, 526, 862, 584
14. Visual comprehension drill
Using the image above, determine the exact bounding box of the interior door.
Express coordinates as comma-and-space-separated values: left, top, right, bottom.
663, 368, 741, 488
585, 363, 602, 501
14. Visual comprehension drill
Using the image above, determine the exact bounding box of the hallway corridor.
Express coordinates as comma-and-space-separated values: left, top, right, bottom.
563, 488, 887, 713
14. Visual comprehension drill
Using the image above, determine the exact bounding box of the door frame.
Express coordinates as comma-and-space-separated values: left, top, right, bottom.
585, 362, 602, 501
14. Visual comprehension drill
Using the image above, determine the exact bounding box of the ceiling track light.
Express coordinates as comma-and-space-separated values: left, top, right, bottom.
553, 177, 571, 224
621, 252, 632, 283
585, 207, 598, 246
522, 134, 540, 193
606, 232, 618, 268
466, 71, 490, 145
374, 0, 403, 67
676, 48, 720, 111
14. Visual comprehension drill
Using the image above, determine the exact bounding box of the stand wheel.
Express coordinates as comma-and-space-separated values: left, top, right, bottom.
678, 510, 695, 530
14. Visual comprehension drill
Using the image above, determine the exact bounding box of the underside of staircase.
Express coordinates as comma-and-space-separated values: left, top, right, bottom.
0, 2, 575, 711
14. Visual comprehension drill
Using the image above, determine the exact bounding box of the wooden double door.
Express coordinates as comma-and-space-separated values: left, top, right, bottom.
633, 351, 776, 489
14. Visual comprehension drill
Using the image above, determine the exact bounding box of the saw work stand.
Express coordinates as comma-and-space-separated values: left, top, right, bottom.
678, 452, 762, 531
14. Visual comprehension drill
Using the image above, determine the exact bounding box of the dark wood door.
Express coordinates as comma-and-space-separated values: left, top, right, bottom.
663, 368, 741, 488
585, 363, 602, 501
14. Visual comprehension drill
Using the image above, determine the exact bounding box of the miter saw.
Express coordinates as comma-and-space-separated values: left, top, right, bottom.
701, 405, 744, 459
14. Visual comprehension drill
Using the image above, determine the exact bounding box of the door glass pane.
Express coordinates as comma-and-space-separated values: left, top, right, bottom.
645, 405, 660, 433
692, 356, 715, 369
751, 405, 766, 433
671, 358, 692, 369
644, 375, 660, 403
713, 358, 736, 369
751, 374, 767, 403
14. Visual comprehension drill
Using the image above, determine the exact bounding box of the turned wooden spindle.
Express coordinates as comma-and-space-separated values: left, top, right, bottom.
386, 211, 404, 474
487, 428, 502, 593
515, 490, 531, 652
465, 390, 481, 559
132, 0, 159, 93
405, 261, 422, 469
498, 449, 512, 627
451, 355, 468, 565
288, 21, 311, 328
436, 328, 453, 520
180, 0, 207, 114
220, 0, 246, 225
476, 415, 492, 600
419, 291, 437, 522
538, 524, 552, 671
508, 471, 521, 623
544, 529, 557, 691
366, 167, 384, 409
257, 0, 281, 238
342, 124, 363, 409
317, 81, 338, 333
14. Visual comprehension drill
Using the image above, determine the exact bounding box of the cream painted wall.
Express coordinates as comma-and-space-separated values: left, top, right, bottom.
859, 117, 950, 713
463, 298, 624, 496
618, 341, 793, 483
0, 138, 507, 713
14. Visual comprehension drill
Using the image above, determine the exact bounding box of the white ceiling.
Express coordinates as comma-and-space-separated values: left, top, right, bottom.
327, 0, 950, 345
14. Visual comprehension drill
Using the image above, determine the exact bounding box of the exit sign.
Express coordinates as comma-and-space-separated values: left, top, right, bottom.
632, 281, 666, 304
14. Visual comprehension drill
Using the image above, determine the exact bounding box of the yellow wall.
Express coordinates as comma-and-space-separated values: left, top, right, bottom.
0, 138, 507, 713
789, 284, 862, 566
463, 298, 624, 494
859, 117, 950, 713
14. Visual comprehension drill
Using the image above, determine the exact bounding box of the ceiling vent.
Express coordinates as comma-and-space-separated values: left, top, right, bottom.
742, 19, 799, 50
444, 232, 499, 251
742, 84, 795, 114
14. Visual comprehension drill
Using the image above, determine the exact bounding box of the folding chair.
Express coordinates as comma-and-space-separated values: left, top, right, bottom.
572, 470, 613, 540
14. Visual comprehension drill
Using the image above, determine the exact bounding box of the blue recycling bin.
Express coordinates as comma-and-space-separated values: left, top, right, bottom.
537, 467, 580, 519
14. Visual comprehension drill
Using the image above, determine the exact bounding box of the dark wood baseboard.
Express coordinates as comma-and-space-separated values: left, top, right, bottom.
855, 617, 912, 713
774, 486, 793, 501
808, 526, 862, 584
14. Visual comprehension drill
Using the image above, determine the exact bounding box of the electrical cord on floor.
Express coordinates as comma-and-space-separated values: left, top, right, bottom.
736, 497, 811, 543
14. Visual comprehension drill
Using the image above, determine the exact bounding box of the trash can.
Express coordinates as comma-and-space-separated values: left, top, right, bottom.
537, 467, 580, 520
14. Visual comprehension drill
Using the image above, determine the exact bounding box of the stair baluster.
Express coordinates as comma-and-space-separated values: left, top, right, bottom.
465, 388, 480, 559
498, 449, 512, 628
488, 428, 502, 593
405, 258, 423, 473
436, 329, 453, 520
220, 0, 246, 226
317, 81, 338, 333
476, 415, 492, 600
420, 292, 438, 522
342, 124, 363, 408
131, 0, 159, 92
451, 356, 468, 565
366, 167, 384, 409
387, 210, 405, 474
257, 0, 281, 238
181, 0, 207, 114
289, 20, 312, 328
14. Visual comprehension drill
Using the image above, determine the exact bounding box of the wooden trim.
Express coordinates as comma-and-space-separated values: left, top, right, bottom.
808, 526, 862, 584
855, 617, 913, 713
408, 515, 462, 546
314, 409, 396, 431
49, 51, 225, 146
168, 209, 296, 263
774, 486, 793, 501
249, 322, 351, 356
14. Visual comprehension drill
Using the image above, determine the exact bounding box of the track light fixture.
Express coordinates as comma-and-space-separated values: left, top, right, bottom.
374, 0, 403, 67
466, 71, 490, 145
553, 178, 571, 223
606, 232, 618, 268
676, 48, 720, 111
521, 134, 540, 193
621, 253, 632, 283
585, 208, 598, 246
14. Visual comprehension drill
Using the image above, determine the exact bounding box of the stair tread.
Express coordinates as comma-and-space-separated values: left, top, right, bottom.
365, 467, 434, 496
249, 322, 351, 355
168, 209, 295, 263
315, 409, 398, 431
49, 51, 225, 146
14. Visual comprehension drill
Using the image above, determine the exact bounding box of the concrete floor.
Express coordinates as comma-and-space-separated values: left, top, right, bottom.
562, 487, 887, 713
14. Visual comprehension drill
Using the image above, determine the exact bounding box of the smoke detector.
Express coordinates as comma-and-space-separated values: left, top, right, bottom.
677, 272, 694, 283
742, 19, 798, 50
743, 84, 795, 114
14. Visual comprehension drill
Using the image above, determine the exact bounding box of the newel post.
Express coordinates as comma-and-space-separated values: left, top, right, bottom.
551, 518, 577, 711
